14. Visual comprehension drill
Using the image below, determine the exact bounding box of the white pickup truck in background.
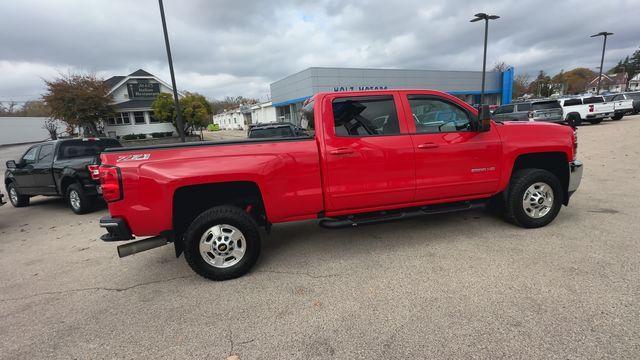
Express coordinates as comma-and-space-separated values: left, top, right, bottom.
558, 96, 615, 125
606, 93, 639, 120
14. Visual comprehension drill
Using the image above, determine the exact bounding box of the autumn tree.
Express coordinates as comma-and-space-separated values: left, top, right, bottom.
210, 96, 258, 115
151, 92, 212, 135
43, 73, 114, 136
513, 74, 531, 98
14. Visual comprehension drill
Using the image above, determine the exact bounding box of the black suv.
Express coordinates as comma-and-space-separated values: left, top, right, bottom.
247, 122, 309, 139
4, 138, 121, 214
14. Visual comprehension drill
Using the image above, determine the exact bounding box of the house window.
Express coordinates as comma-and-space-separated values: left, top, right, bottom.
149, 111, 159, 123
106, 116, 116, 125
133, 111, 146, 124
117, 112, 131, 125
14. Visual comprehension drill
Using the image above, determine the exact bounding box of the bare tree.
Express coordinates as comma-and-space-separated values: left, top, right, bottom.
492, 61, 509, 72
42, 118, 59, 140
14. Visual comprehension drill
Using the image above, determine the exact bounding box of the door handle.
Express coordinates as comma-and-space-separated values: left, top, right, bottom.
417, 142, 439, 149
329, 147, 354, 155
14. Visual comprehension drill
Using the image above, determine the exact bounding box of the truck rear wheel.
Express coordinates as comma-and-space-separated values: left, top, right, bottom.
611, 114, 623, 120
183, 205, 261, 281
505, 169, 563, 228
67, 183, 95, 214
7, 182, 29, 207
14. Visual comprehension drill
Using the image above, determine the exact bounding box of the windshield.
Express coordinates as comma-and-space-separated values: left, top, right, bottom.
57, 139, 121, 159
532, 101, 562, 110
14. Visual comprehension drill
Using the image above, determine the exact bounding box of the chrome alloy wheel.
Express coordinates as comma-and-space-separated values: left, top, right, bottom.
522, 182, 554, 219
69, 190, 81, 210
9, 187, 18, 205
199, 224, 246, 268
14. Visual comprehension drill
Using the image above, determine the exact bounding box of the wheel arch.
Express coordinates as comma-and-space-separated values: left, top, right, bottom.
172, 181, 267, 250
509, 152, 570, 205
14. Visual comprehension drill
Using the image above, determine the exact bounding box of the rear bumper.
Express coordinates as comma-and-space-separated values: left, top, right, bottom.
586, 112, 613, 119
568, 160, 583, 197
99, 216, 134, 241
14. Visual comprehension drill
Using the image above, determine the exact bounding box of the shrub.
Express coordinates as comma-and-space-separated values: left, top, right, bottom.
151, 132, 165, 138
137, 134, 147, 139
207, 124, 220, 131
164, 131, 174, 137
122, 134, 138, 140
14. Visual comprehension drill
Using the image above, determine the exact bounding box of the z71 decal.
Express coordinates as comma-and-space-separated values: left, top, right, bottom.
116, 154, 151, 162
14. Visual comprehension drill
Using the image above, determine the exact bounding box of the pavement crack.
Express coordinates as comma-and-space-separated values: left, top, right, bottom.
0, 275, 194, 303
256, 270, 343, 279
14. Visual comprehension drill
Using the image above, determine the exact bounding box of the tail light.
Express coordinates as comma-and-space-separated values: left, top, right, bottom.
99, 165, 123, 202
87, 164, 100, 180
588, 104, 594, 112
572, 129, 578, 160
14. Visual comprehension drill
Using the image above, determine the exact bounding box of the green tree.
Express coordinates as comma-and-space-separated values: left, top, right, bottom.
42, 73, 114, 136
610, 48, 640, 90
151, 92, 212, 135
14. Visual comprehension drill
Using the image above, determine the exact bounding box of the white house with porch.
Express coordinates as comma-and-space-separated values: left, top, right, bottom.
103, 69, 178, 137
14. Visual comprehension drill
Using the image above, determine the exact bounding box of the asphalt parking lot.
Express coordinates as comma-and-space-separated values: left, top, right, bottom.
1, 117, 639, 359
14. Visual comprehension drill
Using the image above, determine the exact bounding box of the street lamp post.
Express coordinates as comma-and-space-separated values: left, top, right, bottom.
590, 31, 614, 95
158, 0, 185, 142
470, 13, 500, 105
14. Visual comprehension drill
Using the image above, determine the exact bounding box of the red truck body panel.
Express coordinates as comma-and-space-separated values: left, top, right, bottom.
101, 89, 575, 237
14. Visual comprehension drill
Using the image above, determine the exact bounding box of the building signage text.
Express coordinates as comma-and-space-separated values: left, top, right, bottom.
333, 85, 389, 92
127, 82, 161, 98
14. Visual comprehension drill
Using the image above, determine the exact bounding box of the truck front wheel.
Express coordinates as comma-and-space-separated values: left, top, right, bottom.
183, 205, 261, 281
505, 169, 563, 228
7, 182, 29, 207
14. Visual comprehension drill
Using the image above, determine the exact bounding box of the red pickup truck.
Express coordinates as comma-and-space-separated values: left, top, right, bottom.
98, 90, 583, 280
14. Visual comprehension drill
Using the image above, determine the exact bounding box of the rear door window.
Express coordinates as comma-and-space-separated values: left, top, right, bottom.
332, 96, 400, 136
516, 103, 531, 111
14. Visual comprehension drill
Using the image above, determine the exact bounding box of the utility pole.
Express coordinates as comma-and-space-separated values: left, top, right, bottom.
158, 0, 185, 142
470, 13, 500, 105
591, 31, 614, 95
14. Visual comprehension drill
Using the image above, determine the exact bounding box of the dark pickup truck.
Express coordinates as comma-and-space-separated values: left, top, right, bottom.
4, 138, 121, 214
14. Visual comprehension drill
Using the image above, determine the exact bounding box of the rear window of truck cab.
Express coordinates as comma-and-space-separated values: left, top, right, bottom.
57, 139, 122, 159
582, 97, 604, 104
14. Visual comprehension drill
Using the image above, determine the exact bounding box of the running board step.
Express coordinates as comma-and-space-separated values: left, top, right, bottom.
318, 201, 485, 229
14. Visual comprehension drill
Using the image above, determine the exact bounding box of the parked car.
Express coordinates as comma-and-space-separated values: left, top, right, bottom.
492, 100, 563, 123
557, 96, 615, 125
608, 92, 640, 116
4, 138, 122, 214
98, 89, 582, 281
247, 122, 309, 139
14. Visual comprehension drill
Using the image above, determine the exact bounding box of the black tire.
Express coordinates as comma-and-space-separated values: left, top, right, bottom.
7, 182, 29, 207
505, 169, 563, 228
567, 113, 582, 126
588, 118, 603, 124
183, 205, 261, 281
66, 183, 94, 214
611, 114, 623, 120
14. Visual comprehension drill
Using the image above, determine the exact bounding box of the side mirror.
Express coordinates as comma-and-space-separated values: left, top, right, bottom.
476, 105, 492, 132
6, 160, 17, 169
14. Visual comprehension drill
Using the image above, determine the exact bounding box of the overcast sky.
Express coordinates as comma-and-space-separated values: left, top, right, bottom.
1, 0, 639, 103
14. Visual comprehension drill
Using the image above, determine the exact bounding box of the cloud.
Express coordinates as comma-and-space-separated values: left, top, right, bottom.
0, 0, 639, 101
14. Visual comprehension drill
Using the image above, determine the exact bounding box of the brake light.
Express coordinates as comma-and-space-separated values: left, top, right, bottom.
87, 164, 100, 180
572, 129, 578, 160
588, 104, 594, 112
99, 165, 122, 202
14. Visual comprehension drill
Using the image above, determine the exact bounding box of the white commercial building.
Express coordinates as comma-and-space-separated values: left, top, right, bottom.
103, 69, 177, 137
250, 101, 277, 124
